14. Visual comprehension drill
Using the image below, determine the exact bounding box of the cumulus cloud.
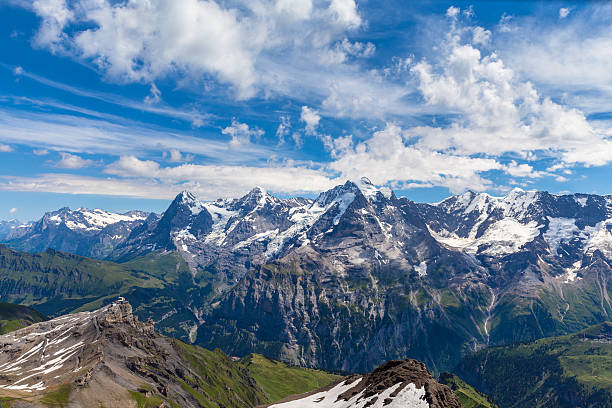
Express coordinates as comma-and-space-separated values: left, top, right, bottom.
446, 6, 460, 18
497, 5, 612, 115
163, 148, 194, 163
559, 8, 571, 19
31, 0, 73, 50
275, 0, 313, 20
0, 144, 13, 152
409, 16, 612, 168
300, 106, 321, 135
26, 0, 365, 99
329, 0, 361, 28
330, 124, 500, 193
9, 207, 17, 215
222, 120, 265, 148
55, 152, 95, 169
326, 9, 612, 193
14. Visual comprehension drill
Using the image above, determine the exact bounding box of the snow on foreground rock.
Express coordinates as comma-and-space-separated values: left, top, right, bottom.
267, 360, 460, 408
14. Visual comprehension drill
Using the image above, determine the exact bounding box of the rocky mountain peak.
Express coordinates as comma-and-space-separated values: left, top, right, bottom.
0, 300, 267, 407
0, 299, 152, 395
171, 190, 203, 213
355, 176, 394, 201
268, 358, 460, 408
233, 186, 273, 212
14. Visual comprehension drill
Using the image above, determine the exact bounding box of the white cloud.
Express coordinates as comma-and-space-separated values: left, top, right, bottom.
27, 0, 365, 100
300, 106, 321, 135
410, 32, 612, 167
446, 6, 460, 18
0, 144, 13, 152
329, 0, 361, 28
99, 155, 339, 199
9, 207, 17, 215
472, 26, 491, 45
497, 5, 612, 115
0, 109, 273, 163
33, 148, 49, 155
327, 11, 612, 193
559, 8, 571, 19
13, 66, 24, 76
336, 38, 376, 59
330, 124, 501, 193
163, 148, 194, 163
222, 120, 265, 149
144, 83, 162, 105
13, 67, 208, 126
275, 0, 313, 20
31, 0, 73, 50
292, 132, 303, 149
0, 173, 174, 199
275, 115, 291, 145
503, 161, 547, 178
55, 152, 95, 169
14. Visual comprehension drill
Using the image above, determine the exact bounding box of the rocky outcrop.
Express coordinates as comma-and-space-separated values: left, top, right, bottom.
267, 359, 461, 407
0, 300, 266, 407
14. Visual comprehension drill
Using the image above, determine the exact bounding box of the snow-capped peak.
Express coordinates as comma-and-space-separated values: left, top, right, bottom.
173, 191, 204, 215
355, 177, 393, 201
43, 207, 148, 232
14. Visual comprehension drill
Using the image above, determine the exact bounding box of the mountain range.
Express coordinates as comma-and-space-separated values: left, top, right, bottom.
2, 178, 611, 374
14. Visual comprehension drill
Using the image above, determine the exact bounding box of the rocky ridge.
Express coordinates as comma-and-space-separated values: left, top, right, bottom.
4, 207, 151, 259
267, 359, 461, 408
0, 299, 265, 407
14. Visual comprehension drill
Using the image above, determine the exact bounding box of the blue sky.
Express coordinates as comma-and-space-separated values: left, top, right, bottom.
1, 0, 611, 221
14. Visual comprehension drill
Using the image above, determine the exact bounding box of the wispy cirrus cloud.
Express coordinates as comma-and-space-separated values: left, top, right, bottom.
5, 64, 209, 126
0, 155, 339, 200
0, 108, 276, 163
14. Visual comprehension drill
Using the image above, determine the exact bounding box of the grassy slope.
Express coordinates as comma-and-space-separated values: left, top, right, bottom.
439, 372, 498, 408
0, 246, 213, 338
0, 303, 47, 334
239, 353, 342, 403
455, 322, 612, 408
172, 341, 268, 408
0, 245, 165, 315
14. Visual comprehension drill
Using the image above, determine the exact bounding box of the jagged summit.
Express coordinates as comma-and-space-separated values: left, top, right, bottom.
175, 189, 198, 202
268, 359, 460, 408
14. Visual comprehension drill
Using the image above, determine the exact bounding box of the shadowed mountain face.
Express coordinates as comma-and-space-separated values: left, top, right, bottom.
2, 179, 612, 373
